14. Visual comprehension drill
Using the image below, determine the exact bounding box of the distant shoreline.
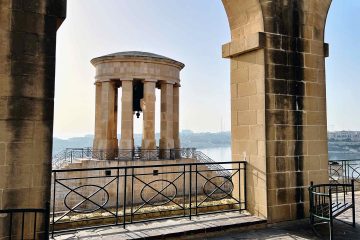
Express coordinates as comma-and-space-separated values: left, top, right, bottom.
52, 131, 360, 159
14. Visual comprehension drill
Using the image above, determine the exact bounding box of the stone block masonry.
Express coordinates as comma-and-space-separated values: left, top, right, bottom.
223, 0, 332, 222
0, 0, 66, 238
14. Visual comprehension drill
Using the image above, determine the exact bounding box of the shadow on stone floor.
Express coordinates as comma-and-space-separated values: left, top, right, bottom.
208, 218, 360, 240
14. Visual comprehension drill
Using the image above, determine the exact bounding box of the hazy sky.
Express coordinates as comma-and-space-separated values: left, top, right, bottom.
54, 0, 359, 139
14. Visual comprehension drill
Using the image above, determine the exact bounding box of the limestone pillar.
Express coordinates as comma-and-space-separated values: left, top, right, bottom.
0, 1, 66, 239
141, 79, 157, 149
93, 82, 103, 149
222, 0, 332, 223
159, 82, 174, 151
96, 81, 118, 152
173, 85, 180, 149
119, 80, 134, 149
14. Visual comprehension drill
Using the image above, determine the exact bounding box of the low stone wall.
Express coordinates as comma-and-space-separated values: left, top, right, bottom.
51, 158, 233, 214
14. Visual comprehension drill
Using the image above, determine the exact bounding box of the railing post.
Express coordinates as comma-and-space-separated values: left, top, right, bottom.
351, 179, 355, 227
309, 181, 314, 225
44, 202, 50, 240
343, 160, 347, 184
51, 172, 56, 239
9, 213, 12, 240
130, 168, 134, 223
183, 165, 186, 217
238, 162, 241, 212
123, 168, 128, 228
195, 164, 198, 216
244, 162, 247, 211
115, 168, 120, 225
189, 165, 192, 220
329, 187, 333, 240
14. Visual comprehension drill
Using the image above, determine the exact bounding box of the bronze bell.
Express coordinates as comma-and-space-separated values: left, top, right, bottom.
133, 81, 144, 118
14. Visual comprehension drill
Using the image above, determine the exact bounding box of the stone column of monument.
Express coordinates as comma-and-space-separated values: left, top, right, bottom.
93, 82, 103, 149
173, 85, 180, 149
160, 82, 175, 158
94, 81, 118, 154
0, 0, 66, 238
119, 79, 134, 149
141, 79, 157, 149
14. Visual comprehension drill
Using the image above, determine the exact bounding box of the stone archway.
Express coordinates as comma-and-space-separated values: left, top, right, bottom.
222, 0, 332, 222
0, 0, 332, 237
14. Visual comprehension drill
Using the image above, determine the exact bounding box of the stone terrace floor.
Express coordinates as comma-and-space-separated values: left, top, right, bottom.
54, 192, 360, 240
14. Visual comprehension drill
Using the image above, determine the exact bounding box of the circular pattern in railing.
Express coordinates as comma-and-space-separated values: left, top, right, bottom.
140, 179, 177, 206
203, 176, 234, 200
352, 167, 360, 182
64, 185, 109, 213
329, 166, 342, 183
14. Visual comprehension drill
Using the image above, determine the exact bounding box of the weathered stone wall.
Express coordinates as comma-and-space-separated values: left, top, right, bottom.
261, 0, 331, 222
223, 0, 332, 222
0, 0, 66, 238
222, 0, 268, 220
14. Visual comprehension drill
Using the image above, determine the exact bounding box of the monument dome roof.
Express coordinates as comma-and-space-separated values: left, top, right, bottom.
91, 51, 185, 69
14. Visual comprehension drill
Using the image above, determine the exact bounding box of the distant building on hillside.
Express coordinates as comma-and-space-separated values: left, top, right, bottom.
328, 131, 360, 141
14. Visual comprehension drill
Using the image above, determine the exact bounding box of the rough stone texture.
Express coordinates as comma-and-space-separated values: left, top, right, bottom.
141, 80, 156, 149
119, 80, 134, 150
222, 0, 332, 223
0, 0, 66, 238
173, 86, 180, 149
160, 82, 175, 151
222, 0, 267, 221
93, 81, 118, 150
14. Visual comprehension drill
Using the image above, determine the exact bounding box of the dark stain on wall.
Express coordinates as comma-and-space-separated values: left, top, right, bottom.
263, 0, 306, 219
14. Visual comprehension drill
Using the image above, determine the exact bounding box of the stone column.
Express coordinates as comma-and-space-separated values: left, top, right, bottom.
141, 79, 157, 149
93, 82, 103, 150
97, 81, 118, 153
159, 81, 174, 158
0, 0, 66, 238
119, 79, 134, 150
173, 84, 180, 149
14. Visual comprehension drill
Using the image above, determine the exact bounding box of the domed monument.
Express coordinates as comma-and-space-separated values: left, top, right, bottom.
91, 51, 185, 157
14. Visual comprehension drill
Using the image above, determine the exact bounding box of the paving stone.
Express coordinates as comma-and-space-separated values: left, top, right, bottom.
53, 193, 360, 240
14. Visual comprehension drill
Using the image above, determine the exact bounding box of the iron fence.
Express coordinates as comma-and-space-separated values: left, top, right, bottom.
328, 159, 360, 186
52, 148, 198, 169
0, 203, 50, 240
50, 161, 246, 236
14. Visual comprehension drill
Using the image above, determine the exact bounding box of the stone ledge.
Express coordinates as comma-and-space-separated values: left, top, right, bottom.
54, 212, 266, 240
222, 32, 266, 58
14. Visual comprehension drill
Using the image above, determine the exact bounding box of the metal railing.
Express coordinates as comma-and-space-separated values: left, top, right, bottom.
50, 161, 246, 236
309, 180, 355, 239
194, 151, 231, 176
52, 148, 198, 169
0, 203, 50, 240
328, 159, 360, 186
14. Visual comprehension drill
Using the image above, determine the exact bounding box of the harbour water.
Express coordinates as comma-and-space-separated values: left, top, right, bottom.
198, 146, 360, 162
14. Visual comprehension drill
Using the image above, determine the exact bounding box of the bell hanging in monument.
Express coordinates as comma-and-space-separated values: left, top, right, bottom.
133, 81, 144, 118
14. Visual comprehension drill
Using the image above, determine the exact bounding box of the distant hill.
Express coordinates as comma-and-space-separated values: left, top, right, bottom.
53, 131, 231, 155
53, 131, 360, 161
